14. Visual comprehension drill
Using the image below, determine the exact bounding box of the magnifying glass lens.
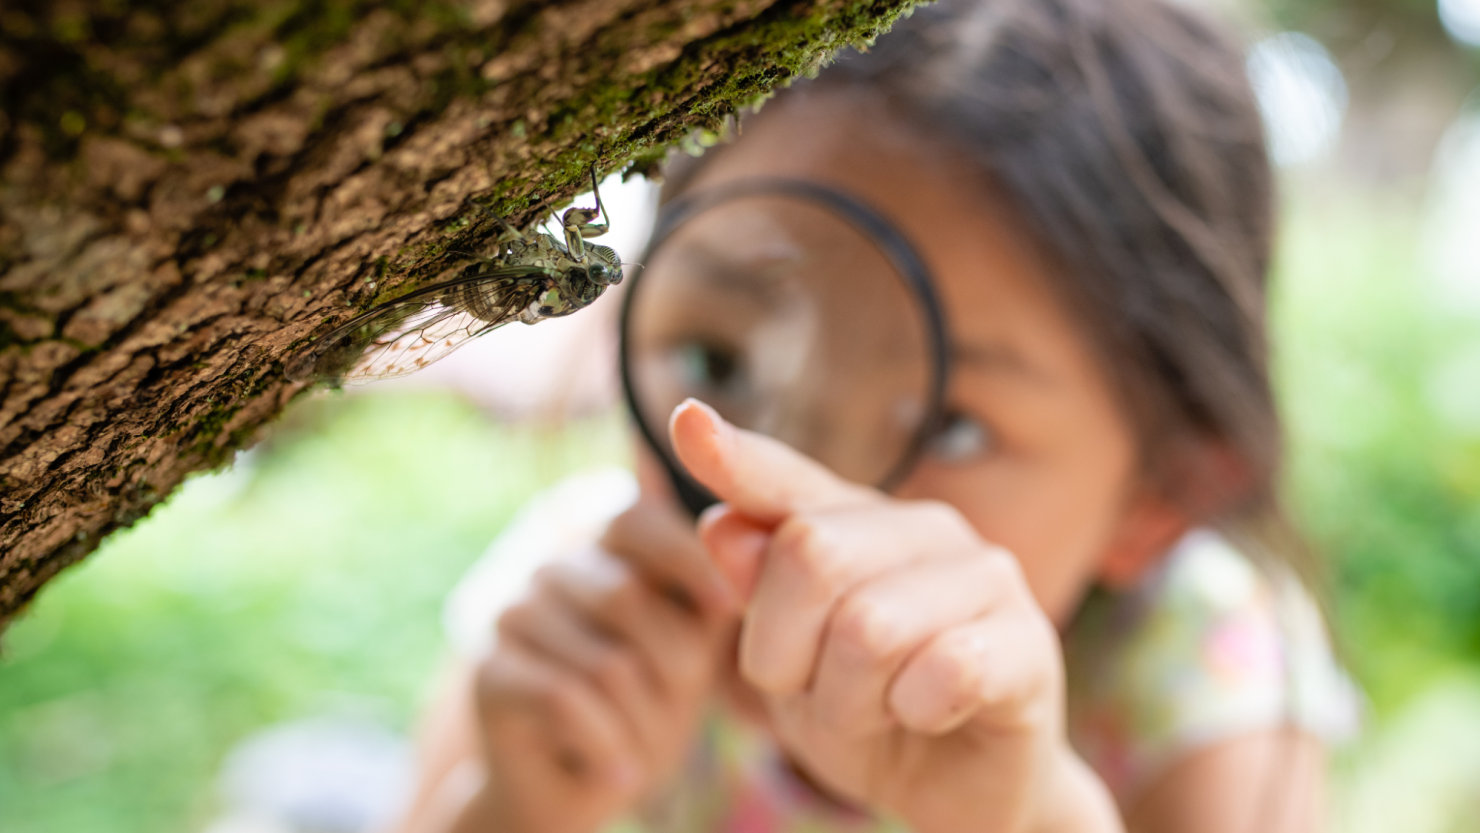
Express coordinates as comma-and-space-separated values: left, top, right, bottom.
625, 193, 936, 489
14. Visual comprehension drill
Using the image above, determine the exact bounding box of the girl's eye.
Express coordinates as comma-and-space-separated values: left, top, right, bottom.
926, 411, 993, 463
676, 341, 742, 392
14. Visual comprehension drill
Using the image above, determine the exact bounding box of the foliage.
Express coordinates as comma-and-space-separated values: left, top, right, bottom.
0, 393, 627, 833
1275, 186, 1480, 712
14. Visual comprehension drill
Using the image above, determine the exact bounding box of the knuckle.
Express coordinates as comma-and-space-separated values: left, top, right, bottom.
972, 543, 1023, 588
982, 548, 1019, 581
598, 575, 644, 621
832, 594, 909, 663
993, 547, 1027, 581
937, 628, 982, 672
589, 646, 638, 692
542, 675, 585, 718
911, 499, 970, 535
529, 563, 564, 593
910, 632, 984, 709
475, 655, 533, 710
1023, 612, 1063, 670
771, 517, 846, 589
494, 599, 536, 638
599, 506, 642, 550
666, 638, 712, 693
472, 658, 506, 707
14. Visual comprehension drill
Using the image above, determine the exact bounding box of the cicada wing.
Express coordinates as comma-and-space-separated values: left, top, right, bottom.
287, 268, 552, 385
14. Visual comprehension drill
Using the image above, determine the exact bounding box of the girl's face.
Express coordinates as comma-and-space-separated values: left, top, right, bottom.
664, 93, 1158, 624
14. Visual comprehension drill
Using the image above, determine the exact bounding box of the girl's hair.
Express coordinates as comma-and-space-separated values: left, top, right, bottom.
671, 0, 1303, 574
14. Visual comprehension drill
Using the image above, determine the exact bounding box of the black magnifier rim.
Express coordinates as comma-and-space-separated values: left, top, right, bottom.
618, 178, 952, 517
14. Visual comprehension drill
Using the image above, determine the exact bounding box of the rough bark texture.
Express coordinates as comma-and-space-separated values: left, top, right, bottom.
0, 0, 918, 624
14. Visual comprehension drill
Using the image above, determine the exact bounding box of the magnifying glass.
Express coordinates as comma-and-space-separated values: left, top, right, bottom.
619, 180, 951, 516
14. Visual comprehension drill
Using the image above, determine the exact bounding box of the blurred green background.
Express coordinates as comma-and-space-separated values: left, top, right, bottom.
4, 0, 1480, 829
0, 398, 630, 831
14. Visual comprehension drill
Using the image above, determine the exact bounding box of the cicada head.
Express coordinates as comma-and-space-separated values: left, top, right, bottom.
585, 243, 623, 286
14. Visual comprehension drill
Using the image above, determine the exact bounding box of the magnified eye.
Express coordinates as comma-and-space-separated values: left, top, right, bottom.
587, 263, 609, 283
927, 411, 992, 463
675, 341, 743, 394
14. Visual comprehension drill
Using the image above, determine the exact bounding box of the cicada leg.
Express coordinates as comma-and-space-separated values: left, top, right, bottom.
469, 198, 528, 249
561, 165, 610, 261
489, 211, 526, 245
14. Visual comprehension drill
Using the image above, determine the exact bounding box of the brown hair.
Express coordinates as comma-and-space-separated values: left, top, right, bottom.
670, 0, 1302, 573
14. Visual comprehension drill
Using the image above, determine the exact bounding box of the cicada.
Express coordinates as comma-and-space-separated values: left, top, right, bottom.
286, 167, 623, 385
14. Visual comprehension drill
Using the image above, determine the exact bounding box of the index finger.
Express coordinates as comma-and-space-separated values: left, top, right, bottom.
668, 399, 876, 526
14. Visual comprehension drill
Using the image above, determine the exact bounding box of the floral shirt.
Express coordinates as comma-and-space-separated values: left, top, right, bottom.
444, 470, 1360, 831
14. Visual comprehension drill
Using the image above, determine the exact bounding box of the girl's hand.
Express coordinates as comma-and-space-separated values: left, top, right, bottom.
671, 400, 1123, 833
468, 495, 738, 833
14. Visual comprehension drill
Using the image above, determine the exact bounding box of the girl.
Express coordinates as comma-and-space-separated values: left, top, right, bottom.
395, 0, 1356, 830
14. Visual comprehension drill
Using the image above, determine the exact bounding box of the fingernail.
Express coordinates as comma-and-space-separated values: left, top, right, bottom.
675, 398, 732, 447
696, 501, 729, 534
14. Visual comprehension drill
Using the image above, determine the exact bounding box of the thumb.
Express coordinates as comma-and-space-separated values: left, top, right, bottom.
668, 398, 875, 526
696, 504, 769, 601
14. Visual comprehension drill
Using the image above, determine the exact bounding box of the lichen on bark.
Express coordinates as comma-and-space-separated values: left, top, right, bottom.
0, 0, 921, 625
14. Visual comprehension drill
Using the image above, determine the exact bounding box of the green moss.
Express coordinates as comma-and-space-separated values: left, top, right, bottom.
182, 402, 240, 455
464, 0, 921, 224
182, 366, 279, 463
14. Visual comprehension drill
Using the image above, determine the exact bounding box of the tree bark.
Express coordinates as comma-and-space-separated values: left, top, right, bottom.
0, 0, 917, 624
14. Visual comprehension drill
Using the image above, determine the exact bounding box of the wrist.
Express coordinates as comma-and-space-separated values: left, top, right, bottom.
437, 766, 543, 833
393, 760, 510, 833
445, 767, 521, 833
1031, 746, 1124, 833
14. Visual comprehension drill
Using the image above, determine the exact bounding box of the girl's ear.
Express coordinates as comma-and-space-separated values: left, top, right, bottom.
1098, 438, 1253, 589
1097, 491, 1189, 589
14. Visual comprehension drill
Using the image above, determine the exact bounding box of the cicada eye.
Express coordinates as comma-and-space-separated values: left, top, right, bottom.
588, 244, 622, 286
926, 412, 993, 463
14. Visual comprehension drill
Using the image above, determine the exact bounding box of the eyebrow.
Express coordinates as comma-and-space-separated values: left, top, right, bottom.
951, 340, 1053, 384
660, 243, 795, 306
